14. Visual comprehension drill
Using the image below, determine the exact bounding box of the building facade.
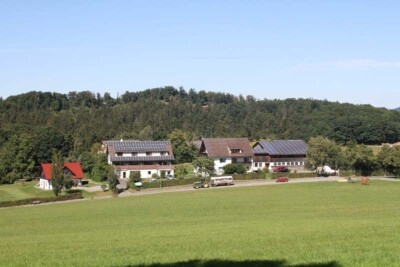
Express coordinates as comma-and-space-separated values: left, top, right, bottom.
38, 162, 84, 190
102, 140, 175, 179
252, 140, 307, 171
199, 138, 254, 175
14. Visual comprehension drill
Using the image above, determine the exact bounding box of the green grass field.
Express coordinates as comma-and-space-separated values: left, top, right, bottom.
0, 181, 54, 202
1, 181, 400, 267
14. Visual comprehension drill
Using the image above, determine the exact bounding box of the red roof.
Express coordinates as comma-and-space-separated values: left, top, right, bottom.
40, 162, 84, 180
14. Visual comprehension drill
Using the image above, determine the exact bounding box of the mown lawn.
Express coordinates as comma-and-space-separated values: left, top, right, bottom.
0, 181, 54, 202
0, 181, 399, 267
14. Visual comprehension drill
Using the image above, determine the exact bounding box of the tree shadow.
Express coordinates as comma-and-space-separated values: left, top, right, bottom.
119, 259, 340, 267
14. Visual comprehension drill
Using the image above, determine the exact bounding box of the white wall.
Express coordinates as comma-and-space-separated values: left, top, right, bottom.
118, 169, 174, 179
39, 178, 52, 190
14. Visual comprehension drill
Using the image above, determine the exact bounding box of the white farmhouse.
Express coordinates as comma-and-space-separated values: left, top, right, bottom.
199, 138, 254, 175
102, 140, 175, 179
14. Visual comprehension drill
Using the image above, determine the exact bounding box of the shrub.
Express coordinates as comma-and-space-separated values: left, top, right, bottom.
270, 172, 318, 179
160, 170, 166, 178
235, 164, 247, 174
129, 171, 141, 183
151, 173, 160, 179
233, 172, 266, 180
223, 164, 236, 174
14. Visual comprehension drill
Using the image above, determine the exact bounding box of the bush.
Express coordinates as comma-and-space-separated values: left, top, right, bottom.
160, 170, 166, 178
233, 172, 266, 180
141, 177, 205, 189
270, 172, 318, 179
236, 164, 246, 174
223, 163, 247, 174
151, 173, 160, 179
223, 164, 237, 174
129, 171, 141, 183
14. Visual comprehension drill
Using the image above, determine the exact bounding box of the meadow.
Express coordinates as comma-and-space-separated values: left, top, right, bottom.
0, 181, 54, 202
0, 180, 399, 267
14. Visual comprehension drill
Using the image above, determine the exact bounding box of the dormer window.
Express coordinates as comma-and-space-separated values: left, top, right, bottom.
131, 152, 138, 156
230, 148, 242, 154
146, 152, 152, 156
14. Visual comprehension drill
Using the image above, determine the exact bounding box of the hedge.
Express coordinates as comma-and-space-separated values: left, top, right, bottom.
130, 177, 206, 190
0, 192, 83, 208
233, 172, 266, 180
270, 172, 318, 179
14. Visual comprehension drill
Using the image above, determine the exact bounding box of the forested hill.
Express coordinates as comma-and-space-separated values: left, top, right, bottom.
1, 87, 399, 155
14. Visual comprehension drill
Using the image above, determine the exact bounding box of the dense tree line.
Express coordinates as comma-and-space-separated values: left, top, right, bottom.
0, 86, 400, 183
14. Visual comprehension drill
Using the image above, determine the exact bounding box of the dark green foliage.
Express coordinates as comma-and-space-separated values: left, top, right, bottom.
167, 129, 197, 164
193, 157, 215, 177
270, 172, 318, 179
160, 170, 166, 178
232, 172, 266, 180
174, 163, 194, 179
223, 164, 237, 174
129, 171, 141, 183
378, 145, 400, 177
51, 152, 65, 196
140, 177, 205, 189
1, 87, 400, 183
107, 168, 120, 194
224, 164, 247, 174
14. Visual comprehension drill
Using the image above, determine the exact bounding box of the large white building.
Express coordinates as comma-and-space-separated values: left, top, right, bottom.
199, 138, 254, 175
252, 140, 307, 171
102, 140, 175, 179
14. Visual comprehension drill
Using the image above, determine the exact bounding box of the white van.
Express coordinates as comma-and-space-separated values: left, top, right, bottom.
210, 176, 234, 187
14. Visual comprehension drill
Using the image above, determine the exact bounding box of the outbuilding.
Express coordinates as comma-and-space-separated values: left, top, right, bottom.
38, 162, 84, 190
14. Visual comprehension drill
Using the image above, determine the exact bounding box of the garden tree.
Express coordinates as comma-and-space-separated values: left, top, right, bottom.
174, 163, 194, 179
306, 136, 341, 170
350, 145, 378, 176
167, 129, 197, 164
0, 134, 36, 183
193, 157, 214, 177
107, 168, 120, 194
378, 145, 400, 177
129, 171, 141, 183
51, 152, 65, 196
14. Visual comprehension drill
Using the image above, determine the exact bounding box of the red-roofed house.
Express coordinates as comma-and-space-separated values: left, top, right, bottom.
38, 162, 84, 190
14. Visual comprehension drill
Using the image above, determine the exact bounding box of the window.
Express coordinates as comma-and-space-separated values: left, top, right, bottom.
255, 163, 258, 167
230, 148, 242, 154
148, 171, 151, 175
131, 152, 138, 156
220, 158, 226, 163
122, 172, 126, 178
146, 152, 152, 156
167, 171, 171, 175
117, 152, 123, 156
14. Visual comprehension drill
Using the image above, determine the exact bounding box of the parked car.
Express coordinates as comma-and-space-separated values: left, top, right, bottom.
149, 178, 158, 183
276, 177, 289, 183
273, 166, 290, 173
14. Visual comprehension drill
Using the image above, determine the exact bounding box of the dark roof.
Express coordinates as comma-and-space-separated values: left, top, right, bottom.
110, 156, 174, 162
104, 140, 172, 152
253, 140, 307, 156
202, 138, 253, 158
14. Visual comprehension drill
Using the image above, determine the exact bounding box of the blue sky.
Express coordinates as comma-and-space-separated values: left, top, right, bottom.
1, 1, 399, 108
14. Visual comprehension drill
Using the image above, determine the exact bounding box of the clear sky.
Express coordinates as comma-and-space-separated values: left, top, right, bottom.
1, 1, 399, 108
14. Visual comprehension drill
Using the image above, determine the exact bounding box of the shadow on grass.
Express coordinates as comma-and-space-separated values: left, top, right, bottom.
120, 259, 340, 267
